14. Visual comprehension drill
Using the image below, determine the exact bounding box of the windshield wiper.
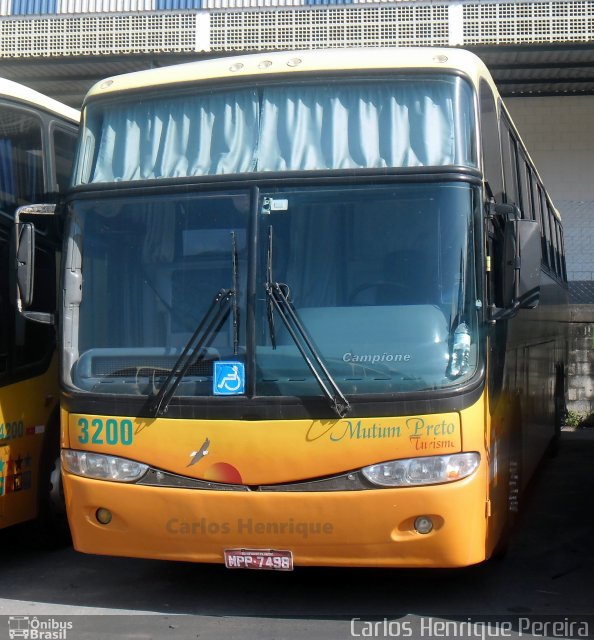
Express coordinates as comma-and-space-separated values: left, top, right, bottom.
147, 232, 240, 418
147, 288, 233, 417
265, 226, 351, 419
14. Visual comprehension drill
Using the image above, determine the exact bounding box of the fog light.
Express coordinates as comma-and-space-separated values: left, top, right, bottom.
414, 516, 434, 534
96, 508, 112, 525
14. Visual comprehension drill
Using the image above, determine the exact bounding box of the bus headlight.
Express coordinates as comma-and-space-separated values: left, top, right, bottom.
362, 452, 480, 487
62, 450, 148, 483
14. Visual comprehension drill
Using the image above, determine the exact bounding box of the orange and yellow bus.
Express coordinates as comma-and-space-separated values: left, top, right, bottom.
0, 79, 78, 540
17, 48, 568, 567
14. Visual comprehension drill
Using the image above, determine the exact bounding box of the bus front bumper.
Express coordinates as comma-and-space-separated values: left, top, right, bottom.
63, 463, 490, 569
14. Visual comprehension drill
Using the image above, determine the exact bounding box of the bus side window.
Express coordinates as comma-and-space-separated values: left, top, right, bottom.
549, 215, 559, 277
545, 199, 557, 271
480, 81, 503, 202
559, 225, 568, 282
500, 114, 519, 207
0, 103, 56, 376
13, 243, 56, 371
532, 176, 547, 267
0, 105, 44, 213
547, 213, 556, 277
0, 220, 54, 378
553, 215, 563, 278
516, 152, 529, 219
52, 125, 78, 193
520, 156, 537, 221
538, 186, 551, 270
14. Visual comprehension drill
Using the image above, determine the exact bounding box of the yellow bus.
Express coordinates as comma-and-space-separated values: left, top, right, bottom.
16, 48, 568, 567
0, 79, 78, 540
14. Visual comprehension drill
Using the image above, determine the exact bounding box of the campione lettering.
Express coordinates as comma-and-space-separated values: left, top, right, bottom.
343, 352, 411, 364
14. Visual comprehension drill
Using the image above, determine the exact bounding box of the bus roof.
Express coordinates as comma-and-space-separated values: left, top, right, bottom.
0, 77, 79, 123
84, 47, 497, 103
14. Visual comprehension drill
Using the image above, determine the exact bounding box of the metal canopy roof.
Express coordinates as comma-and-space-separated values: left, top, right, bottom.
2, 0, 594, 106
477, 43, 594, 97
1, 43, 594, 108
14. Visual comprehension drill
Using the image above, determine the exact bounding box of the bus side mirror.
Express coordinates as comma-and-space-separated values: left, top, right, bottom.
16, 222, 34, 308
514, 218, 541, 309
491, 204, 541, 321
14, 203, 57, 325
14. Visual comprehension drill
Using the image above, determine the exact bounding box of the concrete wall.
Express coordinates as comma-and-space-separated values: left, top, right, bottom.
567, 307, 594, 416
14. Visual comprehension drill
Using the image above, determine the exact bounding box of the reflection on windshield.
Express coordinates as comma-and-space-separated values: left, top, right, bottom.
68, 191, 249, 397
255, 183, 479, 397
265, 225, 351, 418
64, 183, 480, 399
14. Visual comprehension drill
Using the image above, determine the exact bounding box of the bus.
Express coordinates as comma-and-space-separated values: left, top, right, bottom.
15, 48, 568, 567
0, 79, 78, 540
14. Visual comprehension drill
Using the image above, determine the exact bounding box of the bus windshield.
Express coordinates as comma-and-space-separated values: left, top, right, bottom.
74, 75, 476, 184
65, 181, 481, 400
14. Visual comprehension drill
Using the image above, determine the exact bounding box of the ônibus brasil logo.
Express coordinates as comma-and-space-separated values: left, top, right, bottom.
7, 616, 73, 640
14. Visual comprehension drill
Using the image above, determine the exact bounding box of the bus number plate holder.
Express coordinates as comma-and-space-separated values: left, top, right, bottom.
224, 548, 293, 571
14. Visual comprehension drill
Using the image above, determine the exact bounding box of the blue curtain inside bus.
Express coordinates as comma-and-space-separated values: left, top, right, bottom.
80, 77, 477, 183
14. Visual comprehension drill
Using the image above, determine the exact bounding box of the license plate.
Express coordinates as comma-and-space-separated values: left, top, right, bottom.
224, 548, 293, 571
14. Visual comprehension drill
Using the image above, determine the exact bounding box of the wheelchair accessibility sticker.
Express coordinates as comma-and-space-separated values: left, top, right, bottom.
213, 361, 245, 395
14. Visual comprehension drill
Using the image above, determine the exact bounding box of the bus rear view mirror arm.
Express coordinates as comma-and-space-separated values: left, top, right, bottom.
489, 204, 541, 322
14, 203, 57, 325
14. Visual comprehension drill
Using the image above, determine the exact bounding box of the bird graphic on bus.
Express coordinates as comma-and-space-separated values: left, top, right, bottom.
187, 437, 210, 467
